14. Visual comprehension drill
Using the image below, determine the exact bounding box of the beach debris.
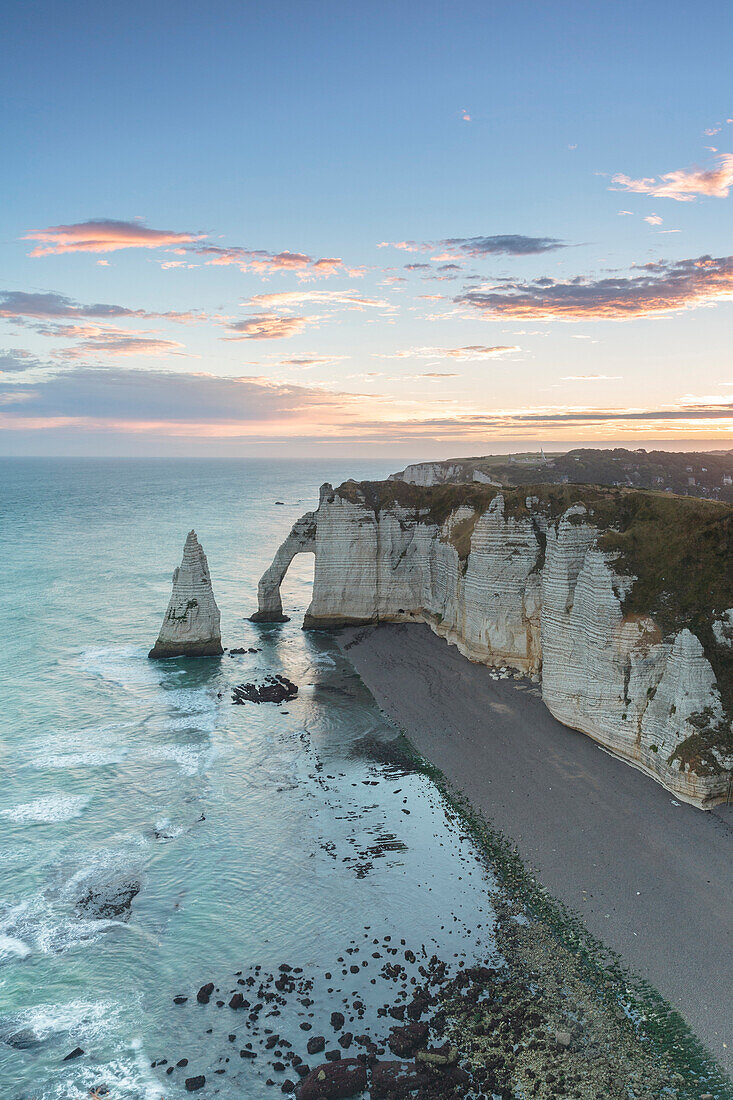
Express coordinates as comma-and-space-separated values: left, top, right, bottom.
232, 675, 298, 704
149, 531, 223, 659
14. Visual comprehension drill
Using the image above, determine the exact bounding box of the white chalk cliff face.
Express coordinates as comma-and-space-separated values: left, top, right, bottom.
254, 484, 733, 808
389, 461, 470, 486
149, 531, 223, 658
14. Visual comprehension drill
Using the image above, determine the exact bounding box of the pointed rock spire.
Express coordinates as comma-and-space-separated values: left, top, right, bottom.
149, 531, 223, 658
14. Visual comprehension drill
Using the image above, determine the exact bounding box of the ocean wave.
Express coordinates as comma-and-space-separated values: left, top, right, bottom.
1, 996, 119, 1046
38, 747, 130, 769
1, 794, 90, 824
78, 645, 160, 687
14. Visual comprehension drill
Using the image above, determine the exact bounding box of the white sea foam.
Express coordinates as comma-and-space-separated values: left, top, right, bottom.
0, 934, 31, 959
1, 794, 89, 823
144, 742, 214, 776
39, 747, 129, 769
153, 817, 185, 839
4, 996, 119, 1044
79, 645, 162, 687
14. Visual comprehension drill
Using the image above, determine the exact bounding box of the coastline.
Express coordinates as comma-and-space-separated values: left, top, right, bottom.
337, 621, 733, 1077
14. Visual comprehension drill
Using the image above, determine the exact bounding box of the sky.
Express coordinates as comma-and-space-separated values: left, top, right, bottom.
2, 0, 733, 459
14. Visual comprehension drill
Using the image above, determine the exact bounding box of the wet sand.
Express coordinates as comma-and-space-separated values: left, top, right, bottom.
338, 622, 733, 1074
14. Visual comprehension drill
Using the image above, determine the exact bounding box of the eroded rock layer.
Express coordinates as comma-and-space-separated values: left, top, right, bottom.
149, 530, 223, 658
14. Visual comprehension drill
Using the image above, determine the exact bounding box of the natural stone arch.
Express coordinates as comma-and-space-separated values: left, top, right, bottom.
250, 511, 317, 622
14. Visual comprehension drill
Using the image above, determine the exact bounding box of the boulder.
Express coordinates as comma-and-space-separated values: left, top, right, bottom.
370, 1059, 432, 1098
387, 1021, 428, 1057
295, 1058, 367, 1099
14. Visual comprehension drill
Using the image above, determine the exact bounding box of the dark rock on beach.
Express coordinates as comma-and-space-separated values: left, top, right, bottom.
2, 1028, 43, 1050
370, 1059, 432, 1098
76, 876, 141, 920
387, 1021, 428, 1057
185, 1075, 206, 1092
295, 1058, 367, 1099
62, 1046, 85, 1061
232, 675, 298, 705
197, 982, 215, 1004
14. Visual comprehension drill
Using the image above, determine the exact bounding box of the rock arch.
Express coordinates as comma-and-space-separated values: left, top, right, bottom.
249, 511, 317, 622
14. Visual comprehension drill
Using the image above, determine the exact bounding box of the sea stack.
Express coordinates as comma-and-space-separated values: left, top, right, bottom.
149, 531, 223, 659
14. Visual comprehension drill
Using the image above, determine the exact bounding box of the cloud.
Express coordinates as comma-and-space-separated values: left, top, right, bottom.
611, 153, 733, 201
455, 253, 733, 320
4, 364, 733, 446
24, 219, 203, 256
278, 355, 350, 369
644, 214, 663, 226
224, 313, 312, 340
193, 245, 345, 278
0, 290, 201, 327
560, 375, 622, 381
378, 345, 520, 361
381, 235, 566, 257
0, 366, 369, 433
461, 109, 471, 122
54, 333, 188, 359
247, 289, 391, 311
0, 290, 142, 321
0, 349, 45, 374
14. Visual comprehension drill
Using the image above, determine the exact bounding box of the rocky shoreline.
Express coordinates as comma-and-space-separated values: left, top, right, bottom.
141, 739, 730, 1100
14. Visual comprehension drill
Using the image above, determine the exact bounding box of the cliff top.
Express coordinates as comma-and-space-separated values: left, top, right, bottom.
390, 447, 733, 503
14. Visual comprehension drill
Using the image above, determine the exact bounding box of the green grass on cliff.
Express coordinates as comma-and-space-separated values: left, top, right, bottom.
334, 479, 733, 772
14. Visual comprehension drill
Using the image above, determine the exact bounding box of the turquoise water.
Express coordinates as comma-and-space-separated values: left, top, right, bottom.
0, 459, 499, 1099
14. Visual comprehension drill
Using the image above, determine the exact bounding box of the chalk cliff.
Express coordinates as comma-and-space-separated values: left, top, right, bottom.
254, 481, 733, 807
149, 530, 223, 658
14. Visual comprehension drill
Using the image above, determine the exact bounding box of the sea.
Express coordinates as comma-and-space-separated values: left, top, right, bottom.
0, 458, 500, 1099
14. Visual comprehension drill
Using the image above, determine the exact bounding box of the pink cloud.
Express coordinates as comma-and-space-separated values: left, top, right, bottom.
195, 245, 345, 278
378, 345, 520, 361
224, 313, 313, 340
24, 218, 203, 256
247, 289, 391, 312
55, 333, 188, 359
611, 153, 733, 201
